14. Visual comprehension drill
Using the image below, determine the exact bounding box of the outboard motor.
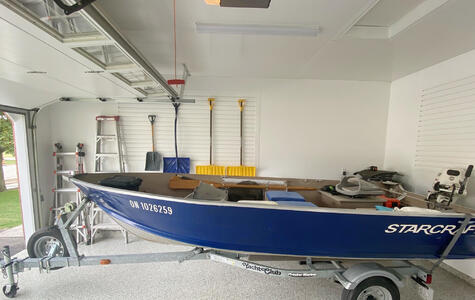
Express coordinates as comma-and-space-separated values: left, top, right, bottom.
427, 165, 473, 209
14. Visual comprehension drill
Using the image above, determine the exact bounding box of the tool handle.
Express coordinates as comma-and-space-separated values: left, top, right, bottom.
209, 98, 215, 165
148, 115, 156, 124
208, 98, 215, 111
465, 165, 473, 178
459, 165, 473, 195
148, 115, 157, 151
238, 99, 245, 165
238, 99, 245, 111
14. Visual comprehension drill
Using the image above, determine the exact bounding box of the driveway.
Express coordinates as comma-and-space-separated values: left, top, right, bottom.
3, 164, 18, 189
0, 225, 25, 255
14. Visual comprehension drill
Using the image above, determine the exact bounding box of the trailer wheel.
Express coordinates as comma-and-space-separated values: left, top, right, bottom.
341, 276, 400, 300
27, 226, 75, 269
2, 284, 18, 298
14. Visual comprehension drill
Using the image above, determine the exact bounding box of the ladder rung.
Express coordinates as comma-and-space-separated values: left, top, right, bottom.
53, 188, 80, 193
96, 115, 120, 121
53, 152, 77, 156
97, 135, 117, 139
92, 223, 123, 231
95, 153, 119, 157
54, 170, 75, 175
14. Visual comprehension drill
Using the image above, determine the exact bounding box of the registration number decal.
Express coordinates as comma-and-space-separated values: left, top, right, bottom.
129, 200, 173, 215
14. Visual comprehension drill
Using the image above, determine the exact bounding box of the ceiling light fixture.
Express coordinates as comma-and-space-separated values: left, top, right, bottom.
195, 23, 319, 37
204, 0, 271, 8
26, 71, 47, 74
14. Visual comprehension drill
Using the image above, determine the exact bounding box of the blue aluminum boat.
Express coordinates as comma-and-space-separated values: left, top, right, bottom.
71, 173, 475, 260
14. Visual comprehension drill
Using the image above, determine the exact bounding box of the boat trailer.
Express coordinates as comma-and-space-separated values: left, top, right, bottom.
1, 197, 469, 300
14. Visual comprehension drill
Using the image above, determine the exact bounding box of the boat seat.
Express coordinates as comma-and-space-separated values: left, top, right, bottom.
265, 191, 305, 202
238, 200, 278, 205
275, 201, 317, 207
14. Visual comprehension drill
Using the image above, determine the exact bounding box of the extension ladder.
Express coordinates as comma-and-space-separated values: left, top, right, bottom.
91, 115, 128, 244
52, 143, 88, 243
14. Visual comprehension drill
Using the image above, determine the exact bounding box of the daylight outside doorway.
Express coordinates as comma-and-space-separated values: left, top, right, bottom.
0, 112, 24, 255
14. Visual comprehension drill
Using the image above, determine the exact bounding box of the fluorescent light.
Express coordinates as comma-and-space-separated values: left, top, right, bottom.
195, 23, 319, 37
204, 0, 220, 5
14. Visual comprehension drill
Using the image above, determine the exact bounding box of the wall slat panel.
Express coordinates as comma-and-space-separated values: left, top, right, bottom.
415, 75, 475, 170
118, 96, 257, 172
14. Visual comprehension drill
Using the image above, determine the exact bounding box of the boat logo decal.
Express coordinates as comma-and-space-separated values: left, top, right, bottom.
385, 221, 475, 235
129, 200, 173, 215
241, 262, 281, 275
288, 273, 317, 278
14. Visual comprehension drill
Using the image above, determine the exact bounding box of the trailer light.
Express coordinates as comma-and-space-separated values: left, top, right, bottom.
100, 259, 111, 265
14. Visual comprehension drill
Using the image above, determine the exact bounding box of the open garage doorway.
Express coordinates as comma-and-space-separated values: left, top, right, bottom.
0, 112, 24, 255
0, 109, 36, 255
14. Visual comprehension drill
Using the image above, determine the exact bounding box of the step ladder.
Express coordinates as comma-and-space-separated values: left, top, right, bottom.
52, 143, 88, 244
94, 115, 125, 173
91, 115, 128, 244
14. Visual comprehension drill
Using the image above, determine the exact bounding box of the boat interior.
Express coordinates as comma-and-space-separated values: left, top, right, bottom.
74, 173, 474, 214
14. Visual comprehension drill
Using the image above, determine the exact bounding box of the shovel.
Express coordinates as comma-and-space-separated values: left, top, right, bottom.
196, 98, 225, 175
227, 99, 256, 176
145, 115, 161, 171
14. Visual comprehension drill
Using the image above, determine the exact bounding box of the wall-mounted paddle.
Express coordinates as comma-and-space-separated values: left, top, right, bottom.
145, 115, 161, 171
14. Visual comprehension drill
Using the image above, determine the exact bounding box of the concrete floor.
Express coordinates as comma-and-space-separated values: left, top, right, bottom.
4, 233, 475, 300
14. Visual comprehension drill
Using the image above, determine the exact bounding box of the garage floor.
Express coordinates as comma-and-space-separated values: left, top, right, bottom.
7, 233, 475, 300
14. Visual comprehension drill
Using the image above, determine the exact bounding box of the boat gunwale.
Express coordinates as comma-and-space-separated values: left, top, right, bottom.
71, 176, 469, 219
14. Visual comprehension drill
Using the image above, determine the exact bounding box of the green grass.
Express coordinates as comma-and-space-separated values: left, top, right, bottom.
0, 189, 21, 229
3, 160, 16, 165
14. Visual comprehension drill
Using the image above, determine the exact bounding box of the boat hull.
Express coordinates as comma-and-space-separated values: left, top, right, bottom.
72, 178, 475, 260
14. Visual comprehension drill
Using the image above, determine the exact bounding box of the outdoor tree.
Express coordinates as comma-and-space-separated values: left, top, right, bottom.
0, 113, 15, 192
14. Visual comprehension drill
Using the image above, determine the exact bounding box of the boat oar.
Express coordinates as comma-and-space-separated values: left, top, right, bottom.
196, 98, 225, 175
227, 99, 256, 176
145, 115, 161, 171
168, 175, 317, 191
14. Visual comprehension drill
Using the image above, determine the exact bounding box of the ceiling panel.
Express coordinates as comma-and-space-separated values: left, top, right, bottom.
0, 6, 142, 106
95, 0, 375, 79
357, 0, 426, 27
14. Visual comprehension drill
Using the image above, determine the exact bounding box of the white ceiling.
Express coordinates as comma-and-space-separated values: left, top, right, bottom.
357, 0, 426, 27
1, 0, 475, 109
92, 0, 475, 81
0, 4, 142, 109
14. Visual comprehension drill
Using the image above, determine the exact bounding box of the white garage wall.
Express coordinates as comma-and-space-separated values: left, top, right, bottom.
384, 48, 475, 279
34, 78, 389, 224
186, 77, 390, 179
36, 77, 390, 180
35, 102, 118, 226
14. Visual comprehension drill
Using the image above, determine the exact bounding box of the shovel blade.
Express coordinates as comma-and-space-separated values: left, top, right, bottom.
145, 152, 161, 171
163, 157, 190, 174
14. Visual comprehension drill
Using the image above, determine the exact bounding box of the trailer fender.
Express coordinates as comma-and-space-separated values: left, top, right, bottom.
335, 262, 403, 290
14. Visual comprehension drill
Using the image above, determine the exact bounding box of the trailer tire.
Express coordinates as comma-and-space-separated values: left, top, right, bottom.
341, 276, 400, 300
27, 226, 75, 269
